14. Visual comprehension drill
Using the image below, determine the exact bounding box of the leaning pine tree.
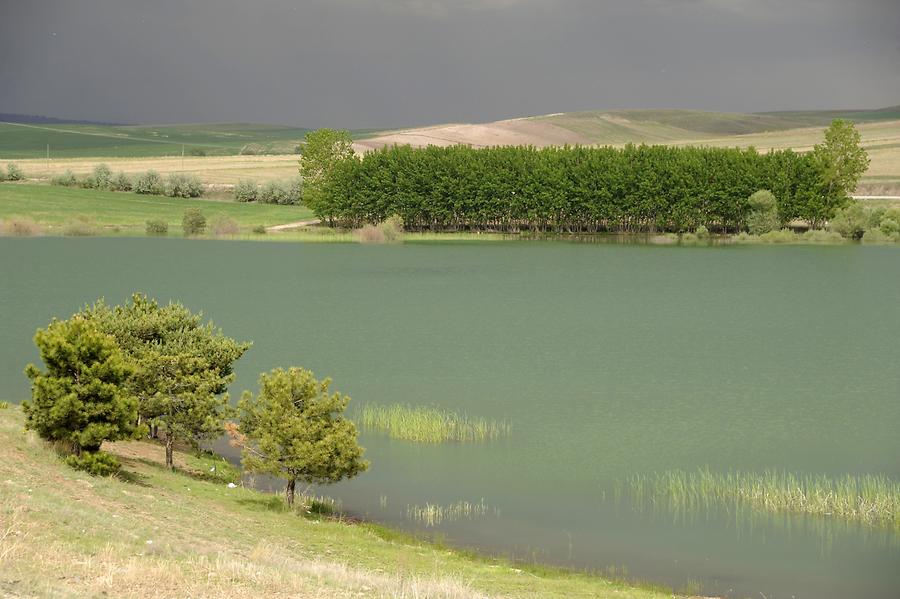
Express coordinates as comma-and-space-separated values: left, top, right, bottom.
23, 318, 140, 474
230, 367, 368, 507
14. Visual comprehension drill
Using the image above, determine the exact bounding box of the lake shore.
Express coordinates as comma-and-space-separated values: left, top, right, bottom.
0, 406, 693, 598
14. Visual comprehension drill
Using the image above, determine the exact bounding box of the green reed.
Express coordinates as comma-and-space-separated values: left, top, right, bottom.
406, 499, 494, 527
357, 403, 511, 443
623, 469, 900, 530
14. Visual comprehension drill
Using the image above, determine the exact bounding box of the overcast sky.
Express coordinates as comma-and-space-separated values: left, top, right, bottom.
1, 0, 899, 128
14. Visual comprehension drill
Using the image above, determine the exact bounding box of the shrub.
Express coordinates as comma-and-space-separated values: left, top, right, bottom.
880, 218, 899, 237
758, 229, 798, 244
356, 224, 385, 244
182, 208, 206, 236
65, 451, 121, 476
379, 215, 404, 242
6, 162, 24, 181
828, 202, 868, 239
0, 169, 6, 182
165, 173, 203, 198
110, 171, 133, 192
77, 175, 97, 189
145, 219, 169, 236
134, 170, 165, 195
189, 148, 207, 156
92, 163, 113, 189
862, 229, 890, 244
0, 401, 9, 409
746, 190, 779, 234
233, 179, 258, 203
51, 170, 78, 187
211, 216, 240, 236
802, 229, 844, 244
252, 224, 267, 234
0, 217, 43, 236
258, 180, 286, 204
62, 216, 98, 236
695, 225, 709, 240
680, 232, 699, 245
285, 177, 303, 205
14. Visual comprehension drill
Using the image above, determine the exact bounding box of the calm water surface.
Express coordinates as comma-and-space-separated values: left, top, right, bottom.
1, 238, 898, 598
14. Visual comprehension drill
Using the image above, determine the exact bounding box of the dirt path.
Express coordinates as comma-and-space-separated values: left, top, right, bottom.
266, 218, 321, 232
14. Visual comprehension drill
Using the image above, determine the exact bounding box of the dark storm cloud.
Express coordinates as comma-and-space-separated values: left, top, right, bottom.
1, 0, 898, 127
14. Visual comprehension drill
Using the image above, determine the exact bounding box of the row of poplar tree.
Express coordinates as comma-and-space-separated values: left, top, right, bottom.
23, 294, 367, 506
304, 121, 867, 233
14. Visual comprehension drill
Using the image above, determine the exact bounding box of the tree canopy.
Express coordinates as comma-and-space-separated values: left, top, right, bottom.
298, 128, 355, 215
812, 119, 870, 223
231, 367, 368, 506
80, 294, 250, 468
24, 317, 139, 456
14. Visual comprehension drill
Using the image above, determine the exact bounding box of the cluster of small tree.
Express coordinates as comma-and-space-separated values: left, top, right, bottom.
50, 164, 204, 198
309, 120, 868, 234
23, 295, 367, 505
0, 162, 25, 182
829, 201, 900, 243
233, 177, 302, 205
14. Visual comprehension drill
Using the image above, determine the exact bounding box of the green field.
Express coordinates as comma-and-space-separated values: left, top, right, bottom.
0, 407, 674, 598
0, 183, 312, 234
0, 121, 314, 159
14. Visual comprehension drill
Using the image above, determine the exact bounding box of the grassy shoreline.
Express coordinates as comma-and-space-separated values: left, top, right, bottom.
0, 407, 685, 598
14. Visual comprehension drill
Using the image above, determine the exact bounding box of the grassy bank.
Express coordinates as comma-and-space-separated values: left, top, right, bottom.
0, 183, 312, 235
0, 407, 680, 598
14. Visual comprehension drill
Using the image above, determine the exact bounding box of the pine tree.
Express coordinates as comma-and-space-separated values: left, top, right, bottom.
24, 318, 138, 458
231, 367, 368, 507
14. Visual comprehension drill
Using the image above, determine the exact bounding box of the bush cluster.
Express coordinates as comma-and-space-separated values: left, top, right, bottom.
317, 144, 843, 233
838, 203, 900, 243
49, 164, 204, 199
1, 162, 25, 181
233, 177, 301, 205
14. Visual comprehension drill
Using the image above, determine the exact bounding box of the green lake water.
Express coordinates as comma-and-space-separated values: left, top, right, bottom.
1, 238, 898, 598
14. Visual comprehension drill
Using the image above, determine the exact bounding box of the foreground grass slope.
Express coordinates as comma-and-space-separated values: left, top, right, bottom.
0, 408, 678, 598
0, 184, 312, 234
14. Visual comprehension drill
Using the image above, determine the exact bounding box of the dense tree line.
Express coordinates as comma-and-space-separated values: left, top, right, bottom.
314, 142, 849, 233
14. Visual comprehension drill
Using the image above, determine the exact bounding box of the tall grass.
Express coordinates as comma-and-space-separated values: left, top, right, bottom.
406, 499, 494, 527
357, 403, 511, 443
622, 469, 900, 529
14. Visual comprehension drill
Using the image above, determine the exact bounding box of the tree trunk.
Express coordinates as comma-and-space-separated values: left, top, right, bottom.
285, 478, 296, 507
165, 434, 175, 469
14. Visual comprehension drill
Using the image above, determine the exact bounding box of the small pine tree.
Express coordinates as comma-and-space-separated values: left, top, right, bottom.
231, 367, 368, 506
23, 318, 139, 456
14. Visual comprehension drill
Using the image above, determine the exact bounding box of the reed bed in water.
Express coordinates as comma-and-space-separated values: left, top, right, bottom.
406, 499, 493, 527
623, 469, 900, 529
357, 403, 511, 443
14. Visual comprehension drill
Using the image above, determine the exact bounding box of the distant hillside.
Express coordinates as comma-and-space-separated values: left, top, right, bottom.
0, 113, 127, 126
355, 104, 900, 150
0, 121, 313, 159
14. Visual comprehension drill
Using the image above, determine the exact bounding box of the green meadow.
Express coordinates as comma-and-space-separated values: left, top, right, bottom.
0, 183, 312, 234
